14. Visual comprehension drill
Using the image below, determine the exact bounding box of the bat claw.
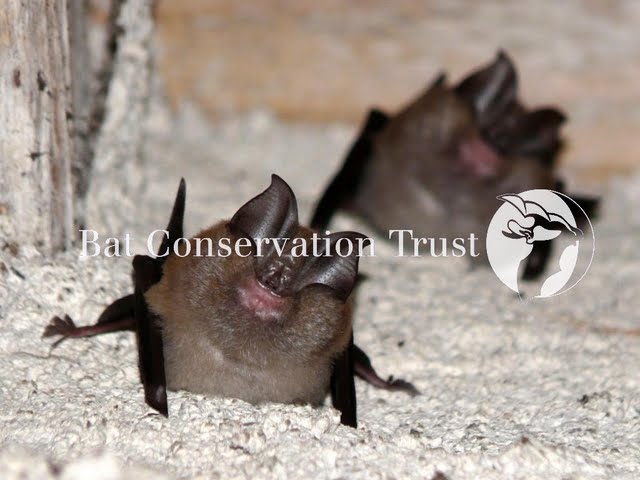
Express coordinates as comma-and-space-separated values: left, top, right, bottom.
353, 344, 420, 397
386, 376, 420, 397
42, 315, 78, 347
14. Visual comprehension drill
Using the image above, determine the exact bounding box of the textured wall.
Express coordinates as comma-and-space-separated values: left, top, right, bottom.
155, 0, 640, 186
0, 0, 76, 254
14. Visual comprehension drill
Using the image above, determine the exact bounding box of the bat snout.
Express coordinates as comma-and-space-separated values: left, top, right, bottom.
237, 276, 290, 322
258, 264, 293, 296
458, 133, 503, 179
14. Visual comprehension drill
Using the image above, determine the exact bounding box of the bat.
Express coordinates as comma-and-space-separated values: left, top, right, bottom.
43, 175, 418, 428
311, 50, 599, 279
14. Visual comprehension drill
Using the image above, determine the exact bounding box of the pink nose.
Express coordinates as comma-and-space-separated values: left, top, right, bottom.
238, 277, 288, 322
458, 134, 503, 179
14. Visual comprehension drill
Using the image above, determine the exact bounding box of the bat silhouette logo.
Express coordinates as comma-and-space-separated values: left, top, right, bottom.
486, 189, 595, 301
498, 194, 583, 244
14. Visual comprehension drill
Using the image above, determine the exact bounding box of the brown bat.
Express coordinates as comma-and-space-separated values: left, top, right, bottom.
43, 175, 417, 428
311, 51, 599, 279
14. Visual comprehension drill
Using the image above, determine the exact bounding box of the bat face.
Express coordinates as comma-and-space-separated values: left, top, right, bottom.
380, 74, 504, 182
146, 176, 362, 405
44, 176, 417, 427
147, 226, 352, 363
355, 52, 559, 239
311, 51, 598, 278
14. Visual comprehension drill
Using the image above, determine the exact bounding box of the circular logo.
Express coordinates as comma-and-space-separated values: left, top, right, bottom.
486, 189, 595, 302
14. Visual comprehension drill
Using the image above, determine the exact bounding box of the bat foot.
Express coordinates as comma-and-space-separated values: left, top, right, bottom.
353, 344, 420, 397
384, 376, 421, 397
42, 310, 136, 348
42, 315, 78, 347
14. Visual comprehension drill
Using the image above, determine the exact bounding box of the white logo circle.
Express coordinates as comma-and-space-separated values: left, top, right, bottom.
486, 189, 595, 301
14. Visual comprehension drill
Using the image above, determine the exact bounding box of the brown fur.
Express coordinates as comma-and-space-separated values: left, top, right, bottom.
146, 221, 352, 406
352, 78, 555, 257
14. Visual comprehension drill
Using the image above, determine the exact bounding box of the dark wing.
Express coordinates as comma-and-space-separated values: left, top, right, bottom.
133, 254, 168, 416
521, 239, 553, 280
135, 178, 187, 416
43, 179, 186, 415
157, 177, 187, 258
330, 333, 357, 428
310, 109, 390, 230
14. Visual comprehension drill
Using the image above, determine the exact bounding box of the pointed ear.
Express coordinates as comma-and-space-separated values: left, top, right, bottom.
293, 232, 367, 301
455, 50, 518, 126
229, 175, 299, 244
157, 178, 186, 262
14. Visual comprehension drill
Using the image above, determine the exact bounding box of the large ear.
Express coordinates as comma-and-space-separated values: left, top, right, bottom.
293, 232, 367, 301
455, 50, 518, 127
157, 178, 186, 262
229, 175, 299, 244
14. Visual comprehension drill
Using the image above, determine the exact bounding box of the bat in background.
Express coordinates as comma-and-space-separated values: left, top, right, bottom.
43, 175, 418, 428
311, 50, 599, 279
